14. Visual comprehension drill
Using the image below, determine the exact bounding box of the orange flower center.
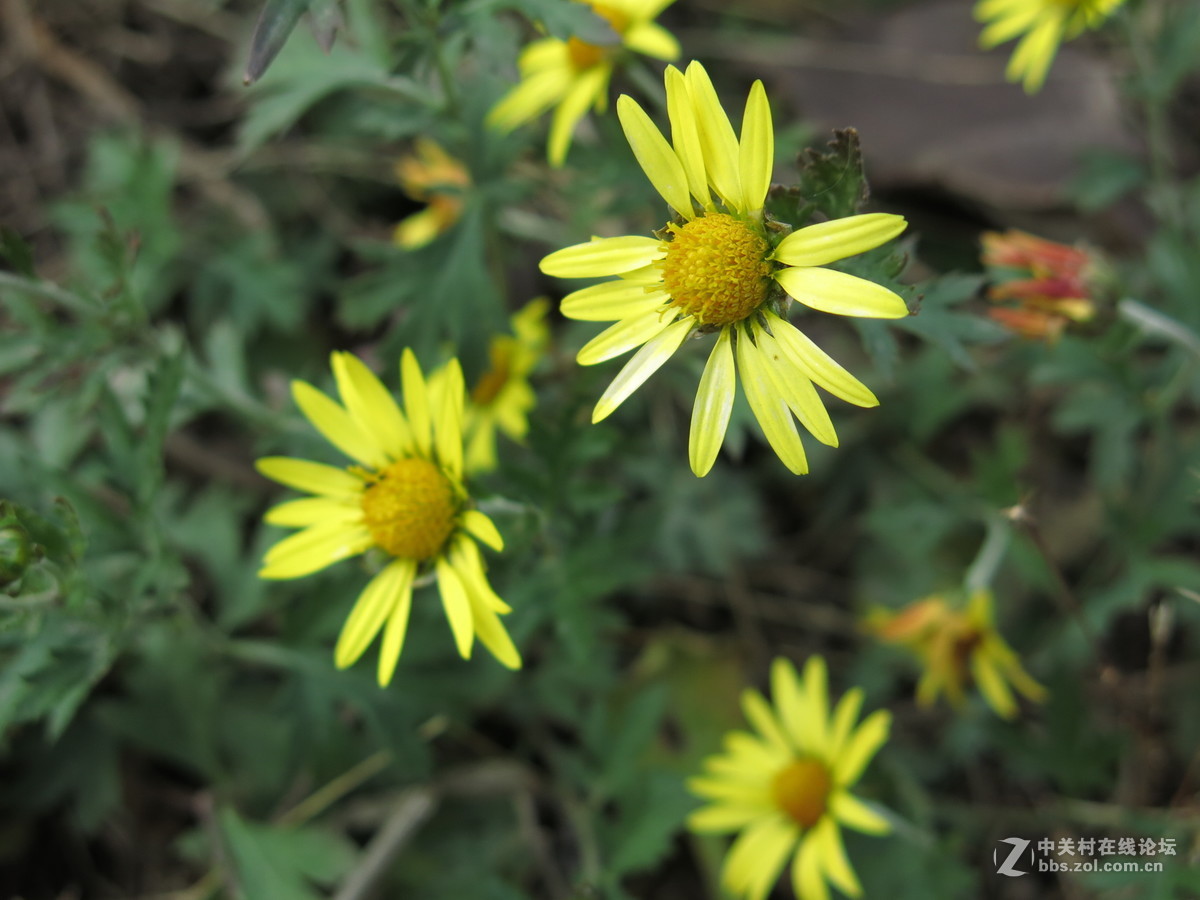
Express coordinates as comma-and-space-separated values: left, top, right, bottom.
360, 459, 457, 560
770, 757, 832, 828
567, 37, 607, 71
660, 213, 773, 326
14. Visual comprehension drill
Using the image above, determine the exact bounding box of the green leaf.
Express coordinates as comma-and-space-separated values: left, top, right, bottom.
770, 128, 869, 226
245, 0, 312, 85
219, 808, 356, 900
136, 350, 185, 504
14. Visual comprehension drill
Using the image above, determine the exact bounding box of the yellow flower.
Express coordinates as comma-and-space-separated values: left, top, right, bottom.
975, 0, 1125, 93
393, 138, 471, 249
866, 589, 1046, 719
487, 0, 680, 166
689, 657, 892, 900
462, 299, 551, 473
540, 62, 908, 477
256, 350, 520, 685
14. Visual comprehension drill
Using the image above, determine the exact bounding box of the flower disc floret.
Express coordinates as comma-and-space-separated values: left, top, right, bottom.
771, 758, 832, 829
361, 459, 458, 560
661, 213, 772, 326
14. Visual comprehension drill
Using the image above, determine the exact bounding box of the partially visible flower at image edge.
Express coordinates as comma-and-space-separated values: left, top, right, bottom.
393, 138, 471, 250
981, 228, 1098, 341
256, 350, 520, 685
487, 0, 679, 166
974, 0, 1126, 93
689, 656, 892, 900
866, 588, 1046, 719
457, 298, 551, 473
540, 61, 909, 477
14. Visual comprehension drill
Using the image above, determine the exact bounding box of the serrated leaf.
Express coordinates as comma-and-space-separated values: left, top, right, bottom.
136, 350, 185, 504
770, 129, 869, 226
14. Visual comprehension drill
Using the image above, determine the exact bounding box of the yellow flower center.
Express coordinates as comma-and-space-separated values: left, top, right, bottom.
360, 458, 457, 561
770, 757, 832, 828
660, 214, 773, 326
567, 37, 607, 71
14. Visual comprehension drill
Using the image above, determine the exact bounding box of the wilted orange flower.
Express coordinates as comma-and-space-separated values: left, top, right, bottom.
866, 589, 1046, 720
393, 139, 471, 249
981, 229, 1099, 341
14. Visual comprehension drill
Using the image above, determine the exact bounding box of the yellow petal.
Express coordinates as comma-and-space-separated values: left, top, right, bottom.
834, 709, 890, 786
376, 560, 418, 686
770, 657, 807, 752
448, 535, 510, 613
688, 326, 735, 477
461, 509, 504, 551
665, 66, 711, 210
264, 497, 363, 527
487, 66, 570, 131
687, 775, 771, 804
684, 61, 741, 209
334, 558, 415, 670
591, 316, 693, 423
722, 813, 797, 900
548, 64, 611, 166
331, 352, 412, 458
291, 381, 387, 468
735, 325, 809, 475
800, 656, 831, 756
772, 214, 907, 267
750, 321, 838, 448
459, 564, 521, 669
540, 235, 666, 278
433, 357, 465, 480
978, 6, 1042, 47
814, 817, 862, 897
393, 207, 442, 249
621, 20, 680, 60
764, 310, 879, 408
741, 688, 790, 751
1008, 14, 1065, 92
829, 790, 891, 835
576, 308, 679, 366
259, 523, 373, 579
256, 457, 364, 498
561, 279, 669, 322
401, 349, 433, 458
827, 687, 865, 758
971, 651, 1018, 718
617, 94, 694, 217
775, 266, 909, 319
791, 832, 831, 900
738, 80, 773, 215
435, 556, 474, 659
686, 803, 767, 834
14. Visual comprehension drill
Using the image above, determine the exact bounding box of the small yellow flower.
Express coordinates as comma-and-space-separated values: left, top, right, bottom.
487, 0, 680, 166
540, 61, 908, 477
866, 589, 1046, 719
689, 657, 892, 900
463, 299, 551, 473
975, 0, 1125, 93
393, 139, 471, 249
256, 350, 520, 685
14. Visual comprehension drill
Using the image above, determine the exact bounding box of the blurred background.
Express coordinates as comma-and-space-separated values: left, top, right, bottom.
1, 0, 1198, 898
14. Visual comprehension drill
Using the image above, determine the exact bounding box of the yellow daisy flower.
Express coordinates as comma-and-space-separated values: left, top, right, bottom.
256, 350, 521, 685
689, 657, 892, 900
487, 0, 680, 166
540, 61, 908, 477
462, 298, 551, 473
975, 0, 1125, 93
393, 138, 471, 250
866, 589, 1047, 719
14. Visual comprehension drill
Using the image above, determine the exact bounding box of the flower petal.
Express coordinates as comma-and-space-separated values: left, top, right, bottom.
436, 555, 474, 659
829, 791, 891, 835
576, 308, 680, 366
541, 235, 666, 278
621, 20, 680, 60
259, 523, 373, 579
735, 325, 809, 475
592, 316, 693, 423
751, 320, 838, 449
764, 310, 879, 408
1008, 14, 1066, 93
291, 381, 387, 468
738, 80, 773, 215
433, 357, 465, 480
665, 66, 710, 209
688, 326, 735, 477
814, 817, 863, 897
776, 266, 909, 319
684, 61, 741, 209
401, 349, 433, 458
331, 352, 412, 458
264, 497, 363, 527
256, 457, 364, 499
687, 802, 769, 834
741, 688, 790, 752
561, 279, 669, 322
801, 656, 831, 757
334, 557, 414, 671
458, 560, 521, 670
723, 813, 797, 900
376, 560, 418, 686
487, 65, 569, 132
827, 687, 864, 759
791, 831, 831, 900
461, 509, 504, 551
971, 651, 1018, 719
772, 214, 907, 268
835, 709, 890, 786
770, 657, 807, 752
617, 94, 694, 217
548, 63, 611, 166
